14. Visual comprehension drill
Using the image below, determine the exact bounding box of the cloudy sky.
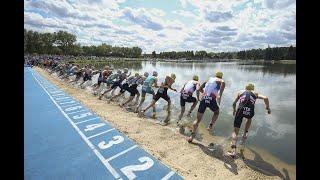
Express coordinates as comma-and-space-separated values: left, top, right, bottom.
24, 0, 296, 53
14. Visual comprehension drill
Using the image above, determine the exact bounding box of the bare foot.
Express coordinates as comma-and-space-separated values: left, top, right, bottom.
138, 110, 145, 117
226, 151, 236, 159
206, 123, 214, 131
187, 132, 195, 143
152, 112, 156, 119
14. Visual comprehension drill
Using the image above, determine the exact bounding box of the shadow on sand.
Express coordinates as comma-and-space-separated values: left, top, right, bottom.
189, 141, 239, 175
241, 147, 291, 180
187, 138, 290, 179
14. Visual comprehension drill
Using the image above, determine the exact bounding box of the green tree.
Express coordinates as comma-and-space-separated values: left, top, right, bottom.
54, 31, 76, 55
152, 51, 156, 58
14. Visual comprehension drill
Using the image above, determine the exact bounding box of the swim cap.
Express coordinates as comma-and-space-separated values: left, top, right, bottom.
171, 73, 176, 80
135, 72, 140, 77
215, 71, 223, 78
153, 71, 158, 76
117, 70, 121, 74
144, 72, 149, 77
245, 83, 254, 91
124, 68, 128, 73
104, 66, 110, 70
193, 75, 199, 81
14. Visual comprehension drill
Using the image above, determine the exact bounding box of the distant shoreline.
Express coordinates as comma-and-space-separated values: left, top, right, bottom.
71, 57, 296, 64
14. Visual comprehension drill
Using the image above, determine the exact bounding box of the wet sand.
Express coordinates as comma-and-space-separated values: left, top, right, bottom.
35, 67, 296, 180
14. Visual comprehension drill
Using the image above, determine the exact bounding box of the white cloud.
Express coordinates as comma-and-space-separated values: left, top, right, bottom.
24, 12, 69, 29
204, 10, 233, 22
172, 10, 197, 18
24, 0, 296, 53
179, 0, 187, 8
120, 7, 165, 31
264, 0, 295, 9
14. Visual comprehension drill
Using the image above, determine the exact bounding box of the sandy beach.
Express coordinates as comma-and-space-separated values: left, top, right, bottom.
35, 67, 295, 180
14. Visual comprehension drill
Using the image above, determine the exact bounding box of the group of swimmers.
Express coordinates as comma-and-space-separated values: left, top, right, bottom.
39, 60, 271, 158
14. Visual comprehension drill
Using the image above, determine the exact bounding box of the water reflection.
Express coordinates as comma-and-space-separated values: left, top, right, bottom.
237, 63, 296, 77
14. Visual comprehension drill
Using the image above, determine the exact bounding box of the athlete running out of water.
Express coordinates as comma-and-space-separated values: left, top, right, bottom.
226, 83, 271, 158
140, 73, 177, 125
178, 75, 201, 121
134, 71, 159, 113
187, 71, 225, 142
98, 68, 130, 100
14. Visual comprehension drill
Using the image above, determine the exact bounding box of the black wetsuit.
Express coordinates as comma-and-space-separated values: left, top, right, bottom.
234, 91, 257, 128
111, 73, 126, 89
154, 83, 170, 102
83, 69, 92, 82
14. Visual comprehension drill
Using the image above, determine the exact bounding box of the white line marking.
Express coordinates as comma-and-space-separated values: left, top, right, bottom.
74, 117, 100, 125
67, 109, 88, 115
52, 93, 66, 97
55, 98, 72, 102
161, 171, 176, 180
49, 91, 63, 94
61, 103, 80, 108
59, 101, 77, 105
30, 69, 121, 179
55, 98, 74, 102
106, 145, 138, 162
55, 97, 72, 101
87, 128, 115, 139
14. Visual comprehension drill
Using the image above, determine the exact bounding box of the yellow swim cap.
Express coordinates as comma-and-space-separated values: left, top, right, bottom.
193, 75, 199, 81
215, 71, 223, 78
171, 73, 176, 80
245, 83, 254, 91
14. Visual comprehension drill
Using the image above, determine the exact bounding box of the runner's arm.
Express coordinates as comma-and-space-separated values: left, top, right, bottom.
196, 82, 200, 100
92, 70, 99, 75
219, 81, 225, 98
257, 94, 271, 114
199, 82, 206, 93
180, 83, 186, 93
232, 92, 240, 111
153, 78, 159, 88
168, 84, 177, 92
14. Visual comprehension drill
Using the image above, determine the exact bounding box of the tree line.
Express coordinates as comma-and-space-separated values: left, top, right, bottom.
24, 29, 142, 58
151, 45, 295, 60
25, 29, 295, 60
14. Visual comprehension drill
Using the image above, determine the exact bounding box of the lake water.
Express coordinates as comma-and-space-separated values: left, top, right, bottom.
80, 60, 296, 166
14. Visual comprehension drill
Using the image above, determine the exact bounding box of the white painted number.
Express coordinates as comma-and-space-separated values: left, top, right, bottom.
84, 123, 106, 131
72, 112, 92, 119
98, 136, 124, 149
60, 101, 76, 104
65, 106, 83, 111
56, 97, 70, 100
120, 157, 154, 180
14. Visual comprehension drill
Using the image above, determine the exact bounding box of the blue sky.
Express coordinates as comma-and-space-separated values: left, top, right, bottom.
24, 0, 296, 53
